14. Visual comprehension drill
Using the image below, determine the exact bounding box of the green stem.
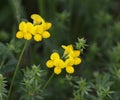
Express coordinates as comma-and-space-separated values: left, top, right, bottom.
10, 0, 22, 22
43, 72, 54, 91
0, 56, 6, 69
0, 48, 10, 69
50, 0, 56, 16
7, 41, 28, 100
38, 0, 45, 17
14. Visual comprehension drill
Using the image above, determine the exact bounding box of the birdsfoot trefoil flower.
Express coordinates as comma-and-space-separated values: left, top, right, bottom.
16, 14, 52, 42
46, 44, 82, 75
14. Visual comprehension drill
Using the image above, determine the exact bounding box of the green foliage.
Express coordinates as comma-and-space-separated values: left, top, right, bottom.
0, 0, 120, 99
20, 65, 45, 100
75, 38, 87, 53
72, 78, 91, 100
0, 74, 7, 100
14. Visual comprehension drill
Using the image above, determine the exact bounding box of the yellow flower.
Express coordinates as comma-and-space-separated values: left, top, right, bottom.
16, 14, 52, 42
16, 21, 33, 40
31, 14, 45, 25
46, 52, 65, 75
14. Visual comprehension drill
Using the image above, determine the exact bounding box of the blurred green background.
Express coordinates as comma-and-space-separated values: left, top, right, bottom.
1, 0, 120, 100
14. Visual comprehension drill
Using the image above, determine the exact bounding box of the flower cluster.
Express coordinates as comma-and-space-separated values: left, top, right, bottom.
16, 14, 52, 42
46, 45, 82, 75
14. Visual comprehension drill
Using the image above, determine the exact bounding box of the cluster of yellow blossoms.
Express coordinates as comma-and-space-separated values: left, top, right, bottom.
46, 45, 82, 75
16, 14, 52, 42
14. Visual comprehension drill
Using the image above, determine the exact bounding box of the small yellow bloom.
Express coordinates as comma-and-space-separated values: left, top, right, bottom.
54, 67, 61, 75
46, 52, 65, 74
46, 44, 82, 75
42, 31, 50, 38
16, 14, 52, 42
66, 66, 74, 74
31, 14, 45, 25
34, 34, 42, 42
16, 31, 24, 38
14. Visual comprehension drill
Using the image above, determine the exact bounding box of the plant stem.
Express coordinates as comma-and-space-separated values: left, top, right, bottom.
43, 72, 54, 91
10, 0, 22, 22
38, 0, 45, 17
50, 0, 56, 17
0, 56, 6, 70
7, 41, 28, 100
0, 47, 10, 69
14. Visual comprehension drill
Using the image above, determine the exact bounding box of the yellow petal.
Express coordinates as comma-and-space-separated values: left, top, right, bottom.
74, 50, 80, 57
24, 33, 32, 40
66, 66, 74, 74
31, 14, 45, 25
46, 60, 54, 68
16, 31, 24, 39
74, 58, 82, 65
54, 59, 65, 68
44, 22, 52, 30
62, 45, 73, 54
50, 52, 60, 60
34, 34, 42, 42
54, 67, 61, 75
65, 58, 74, 66
19, 21, 26, 31
26, 22, 34, 33
42, 31, 50, 38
